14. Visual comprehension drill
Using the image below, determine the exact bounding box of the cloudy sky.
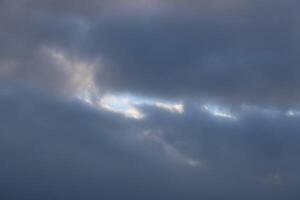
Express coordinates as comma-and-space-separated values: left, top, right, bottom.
1, 0, 300, 199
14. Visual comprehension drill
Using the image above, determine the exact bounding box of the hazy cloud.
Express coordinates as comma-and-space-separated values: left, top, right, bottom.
0, 87, 300, 199
1, 1, 300, 199
1, 0, 300, 104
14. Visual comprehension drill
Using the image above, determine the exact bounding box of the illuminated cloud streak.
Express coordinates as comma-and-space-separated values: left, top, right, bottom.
1, 0, 300, 199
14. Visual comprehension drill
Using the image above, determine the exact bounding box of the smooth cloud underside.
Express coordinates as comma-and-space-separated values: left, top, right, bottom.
1, 0, 300, 199
1, 87, 300, 200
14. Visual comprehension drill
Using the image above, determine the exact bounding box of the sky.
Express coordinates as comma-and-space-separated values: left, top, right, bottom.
1, 0, 300, 199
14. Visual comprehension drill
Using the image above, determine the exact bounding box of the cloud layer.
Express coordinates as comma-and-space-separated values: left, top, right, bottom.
0, 86, 300, 199
1, 1, 300, 199
1, 0, 300, 104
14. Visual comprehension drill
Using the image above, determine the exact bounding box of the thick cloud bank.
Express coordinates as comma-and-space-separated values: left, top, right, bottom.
0, 87, 300, 199
1, 0, 300, 199
0, 0, 300, 104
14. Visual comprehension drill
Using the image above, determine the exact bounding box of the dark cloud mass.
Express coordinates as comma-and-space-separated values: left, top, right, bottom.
90, 7, 300, 104
1, 86, 300, 199
0, 0, 300, 103
1, 0, 300, 199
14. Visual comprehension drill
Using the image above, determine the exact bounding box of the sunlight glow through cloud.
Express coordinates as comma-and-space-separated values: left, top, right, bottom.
99, 95, 145, 119
99, 94, 184, 119
48, 46, 300, 122
286, 110, 300, 117
155, 102, 184, 113
47, 47, 185, 119
202, 104, 237, 120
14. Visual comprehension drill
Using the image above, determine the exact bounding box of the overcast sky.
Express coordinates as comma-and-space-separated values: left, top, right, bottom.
1, 0, 300, 199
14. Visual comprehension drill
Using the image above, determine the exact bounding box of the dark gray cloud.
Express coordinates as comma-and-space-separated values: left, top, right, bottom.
1, 86, 300, 199
1, 2, 300, 198
0, 0, 300, 105
90, 10, 300, 105
0, 86, 171, 199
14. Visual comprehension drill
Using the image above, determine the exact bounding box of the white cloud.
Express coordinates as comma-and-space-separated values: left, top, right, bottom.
202, 104, 237, 120
155, 102, 184, 113
97, 94, 184, 119
99, 94, 145, 119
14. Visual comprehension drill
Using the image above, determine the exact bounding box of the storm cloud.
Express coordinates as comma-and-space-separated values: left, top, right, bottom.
0, 86, 300, 199
1, 0, 300, 199
1, 0, 300, 104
